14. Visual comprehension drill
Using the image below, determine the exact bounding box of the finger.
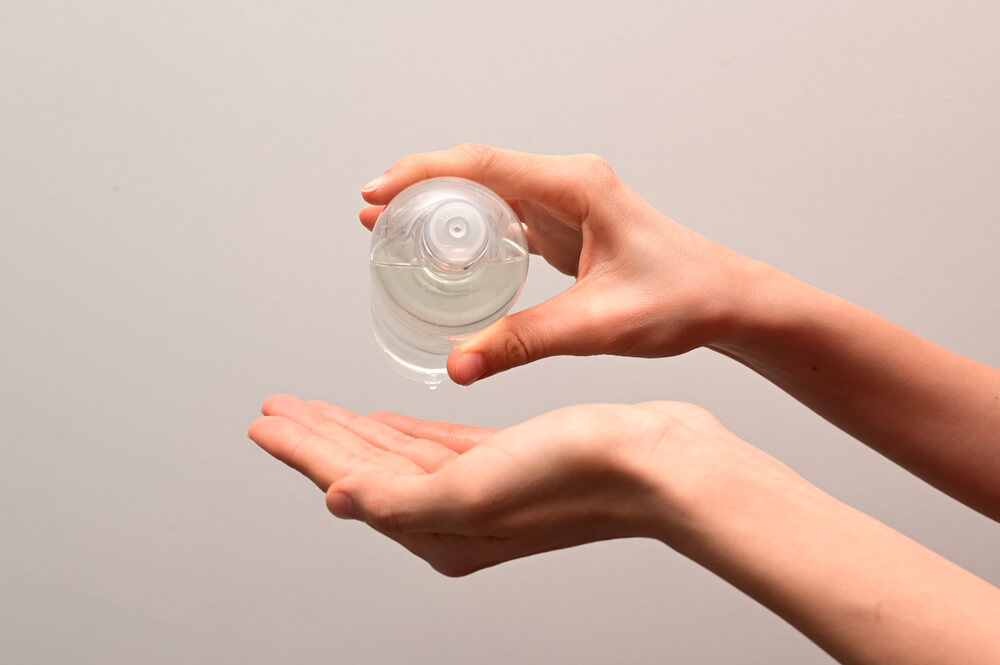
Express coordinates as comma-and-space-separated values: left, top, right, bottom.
361, 144, 587, 221
248, 416, 362, 491
306, 401, 457, 472
365, 411, 496, 453
365, 194, 545, 258
446, 284, 601, 385
502, 198, 541, 255
515, 198, 583, 274
359, 204, 384, 231
261, 394, 421, 474
503, 197, 522, 218
328, 470, 466, 535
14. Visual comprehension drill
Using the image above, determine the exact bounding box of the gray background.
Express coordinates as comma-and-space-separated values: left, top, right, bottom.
2, 1, 998, 663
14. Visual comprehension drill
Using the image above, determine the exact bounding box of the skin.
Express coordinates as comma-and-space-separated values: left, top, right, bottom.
247, 144, 1000, 663
248, 395, 1000, 665
359, 143, 1000, 523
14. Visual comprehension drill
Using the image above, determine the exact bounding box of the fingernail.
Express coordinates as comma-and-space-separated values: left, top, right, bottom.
361, 175, 385, 193
327, 492, 357, 520
455, 352, 488, 385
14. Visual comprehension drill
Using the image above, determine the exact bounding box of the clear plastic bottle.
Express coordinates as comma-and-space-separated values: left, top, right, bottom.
369, 177, 529, 388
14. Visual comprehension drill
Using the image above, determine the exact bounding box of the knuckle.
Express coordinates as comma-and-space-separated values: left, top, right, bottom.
665, 400, 714, 422
442, 423, 466, 451
453, 142, 497, 171
392, 152, 417, 171
576, 153, 617, 182
499, 328, 532, 368
453, 141, 486, 157
392, 152, 430, 180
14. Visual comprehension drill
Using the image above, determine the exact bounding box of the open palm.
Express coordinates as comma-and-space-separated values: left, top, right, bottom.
247, 394, 733, 576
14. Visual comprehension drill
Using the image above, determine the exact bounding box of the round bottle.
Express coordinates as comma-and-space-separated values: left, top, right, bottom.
369, 177, 529, 387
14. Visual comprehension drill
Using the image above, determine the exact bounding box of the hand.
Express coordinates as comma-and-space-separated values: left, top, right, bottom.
248, 396, 1000, 661
247, 394, 766, 576
360, 143, 769, 385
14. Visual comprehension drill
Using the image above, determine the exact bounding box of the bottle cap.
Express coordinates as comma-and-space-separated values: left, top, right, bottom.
420, 199, 489, 270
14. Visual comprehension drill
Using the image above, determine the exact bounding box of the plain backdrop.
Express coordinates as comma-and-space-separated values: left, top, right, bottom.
2, 1, 998, 663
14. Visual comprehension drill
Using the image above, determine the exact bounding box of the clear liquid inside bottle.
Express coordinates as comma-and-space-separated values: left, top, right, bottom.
369, 178, 528, 387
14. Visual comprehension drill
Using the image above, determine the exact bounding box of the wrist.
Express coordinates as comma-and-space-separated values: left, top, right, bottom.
707, 259, 821, 361
614, 403, 812, 548
649, 439, 814, 553
644, 435, 1000, 665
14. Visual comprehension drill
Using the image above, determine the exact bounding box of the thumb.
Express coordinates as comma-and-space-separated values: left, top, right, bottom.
447, 285, 599, 385
326, 471, 463, 534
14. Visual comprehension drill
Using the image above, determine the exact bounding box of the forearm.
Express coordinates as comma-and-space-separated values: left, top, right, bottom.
711, 264, 1000, 520
664, 457, 1000, 665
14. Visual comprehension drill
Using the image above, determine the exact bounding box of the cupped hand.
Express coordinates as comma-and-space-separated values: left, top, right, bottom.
360, 144, 768, 385
248, 394, 764, 576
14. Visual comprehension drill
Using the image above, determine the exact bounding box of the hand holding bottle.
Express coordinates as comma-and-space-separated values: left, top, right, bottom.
360, 144, 769, 385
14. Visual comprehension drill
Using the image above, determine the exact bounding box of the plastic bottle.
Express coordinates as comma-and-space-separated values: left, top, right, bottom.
369, 177, 529, 388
